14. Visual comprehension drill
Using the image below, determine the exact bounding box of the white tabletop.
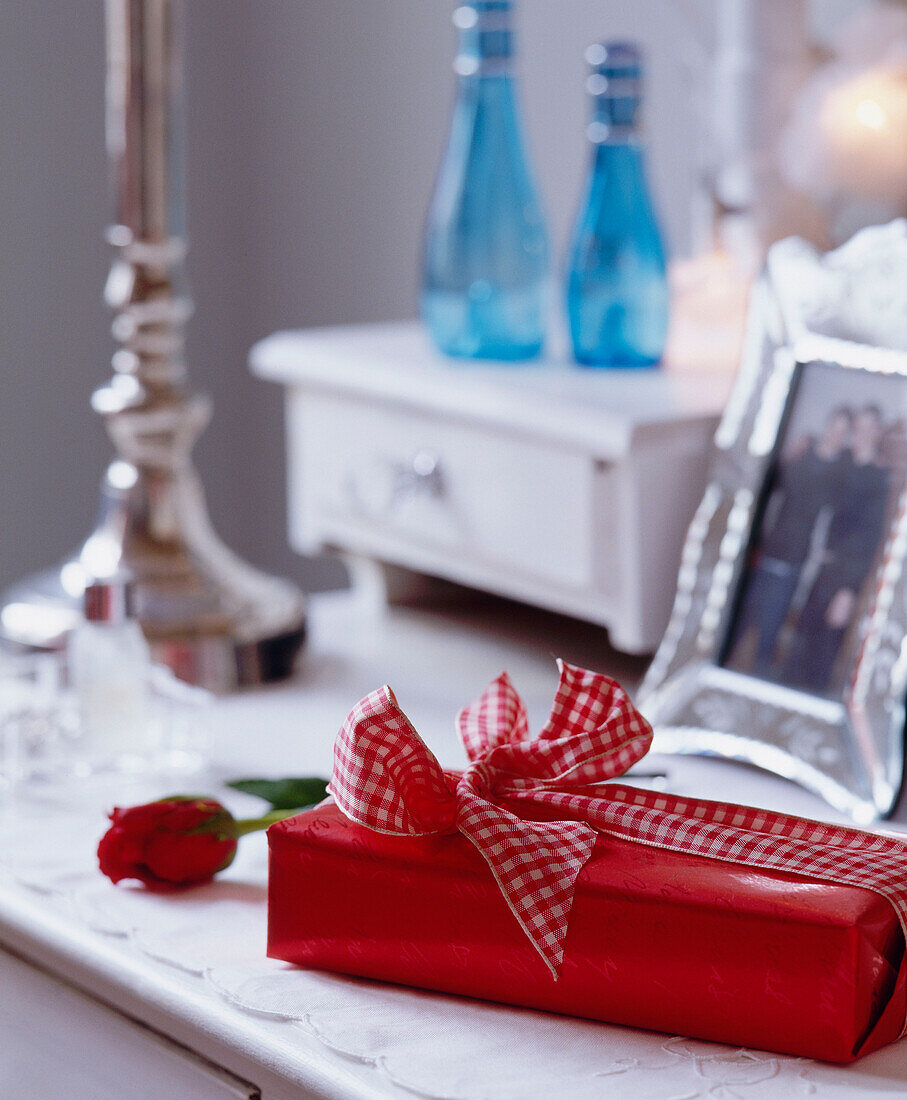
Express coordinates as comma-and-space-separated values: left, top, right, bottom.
2, 590, 906, 1099
250, 322, 733, 459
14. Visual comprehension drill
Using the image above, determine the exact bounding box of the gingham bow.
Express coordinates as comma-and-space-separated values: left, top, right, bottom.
330, 660, 652, 975
331, 660, 907, 1008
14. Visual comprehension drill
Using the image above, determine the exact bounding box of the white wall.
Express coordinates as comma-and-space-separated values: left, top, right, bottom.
1, 1, 721, 595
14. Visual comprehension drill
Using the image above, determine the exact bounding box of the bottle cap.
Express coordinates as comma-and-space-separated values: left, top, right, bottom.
585, 41, 642, 74
454, 1, 511, 24
585, 41, 643, 91
83, 576, 136, 624
453, 1, 513, 74
584, 40, 644, 139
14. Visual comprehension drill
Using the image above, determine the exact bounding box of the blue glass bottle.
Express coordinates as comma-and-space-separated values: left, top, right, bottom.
566, 42, 668, 368
421, 1, 549, 361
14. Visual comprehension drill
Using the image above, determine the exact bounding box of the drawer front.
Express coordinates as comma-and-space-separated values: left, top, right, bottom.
0, 947, 259, 1099
294, 393, 594, 592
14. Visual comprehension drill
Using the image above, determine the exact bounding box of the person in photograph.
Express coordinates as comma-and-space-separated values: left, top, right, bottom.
730, 405, 853, 678
786, 404, 890, 693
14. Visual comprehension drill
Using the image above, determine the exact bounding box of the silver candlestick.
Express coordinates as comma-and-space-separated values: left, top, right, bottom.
0, 0, 306, 689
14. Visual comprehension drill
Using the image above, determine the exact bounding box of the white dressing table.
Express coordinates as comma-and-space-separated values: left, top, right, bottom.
3, 590, 907, 1098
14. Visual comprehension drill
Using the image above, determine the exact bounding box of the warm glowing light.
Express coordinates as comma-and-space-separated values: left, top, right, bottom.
819, 65, 907, 201
855, 97, 886, 131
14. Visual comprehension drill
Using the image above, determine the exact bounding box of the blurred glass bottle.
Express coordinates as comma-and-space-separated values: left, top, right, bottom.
421, 1, 549, 360
69, 576, 152, 771
566, 42, 668, 368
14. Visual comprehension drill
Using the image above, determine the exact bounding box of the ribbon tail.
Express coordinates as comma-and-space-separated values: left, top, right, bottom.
457, 796, 597, 978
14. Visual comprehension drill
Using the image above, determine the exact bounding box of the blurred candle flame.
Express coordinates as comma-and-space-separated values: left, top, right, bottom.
819, 65, 907, 202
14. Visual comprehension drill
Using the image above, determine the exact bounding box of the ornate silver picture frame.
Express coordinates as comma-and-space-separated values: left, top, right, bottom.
640, 223, 907, 823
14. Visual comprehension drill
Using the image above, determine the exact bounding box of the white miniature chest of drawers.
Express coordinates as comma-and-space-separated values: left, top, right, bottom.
251, 322, 732, 654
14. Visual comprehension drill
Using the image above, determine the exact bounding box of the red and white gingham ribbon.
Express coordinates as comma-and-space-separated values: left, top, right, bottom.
331, 660, 907, 1013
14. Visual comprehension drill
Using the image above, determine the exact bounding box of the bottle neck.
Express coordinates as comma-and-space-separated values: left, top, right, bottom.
590, 142, 645, 186
586, 125, 648, 208
586, 50, 644, 145
454, 2, 514, 77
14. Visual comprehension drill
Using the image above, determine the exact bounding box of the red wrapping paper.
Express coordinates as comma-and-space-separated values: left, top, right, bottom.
268, 801, 906, 1064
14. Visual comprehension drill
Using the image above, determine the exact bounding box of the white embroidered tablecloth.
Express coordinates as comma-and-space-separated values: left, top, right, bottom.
3, 591, 907, 1099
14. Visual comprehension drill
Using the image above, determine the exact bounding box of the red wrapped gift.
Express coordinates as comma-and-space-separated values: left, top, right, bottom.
268, 662, 907, 1063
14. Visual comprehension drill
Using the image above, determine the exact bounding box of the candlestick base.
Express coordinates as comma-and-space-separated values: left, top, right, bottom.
0, 457, 306, 692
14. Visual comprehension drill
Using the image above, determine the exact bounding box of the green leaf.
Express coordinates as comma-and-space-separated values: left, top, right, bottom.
226, 776, 329, 811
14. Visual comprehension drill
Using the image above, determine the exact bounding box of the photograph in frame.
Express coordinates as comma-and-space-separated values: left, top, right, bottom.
722, 361, 907, 700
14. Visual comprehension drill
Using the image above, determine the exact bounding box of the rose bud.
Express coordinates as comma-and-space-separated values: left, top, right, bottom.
98, 782, 328, 891
97, 797, 240, 890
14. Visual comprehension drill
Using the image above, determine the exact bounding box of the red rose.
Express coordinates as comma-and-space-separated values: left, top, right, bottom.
97, 797, 238, 890
97, 783, 325, 891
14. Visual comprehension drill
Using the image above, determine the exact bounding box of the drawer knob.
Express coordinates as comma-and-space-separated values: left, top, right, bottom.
346, 451, 445, 515
395, 451, 444, 502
